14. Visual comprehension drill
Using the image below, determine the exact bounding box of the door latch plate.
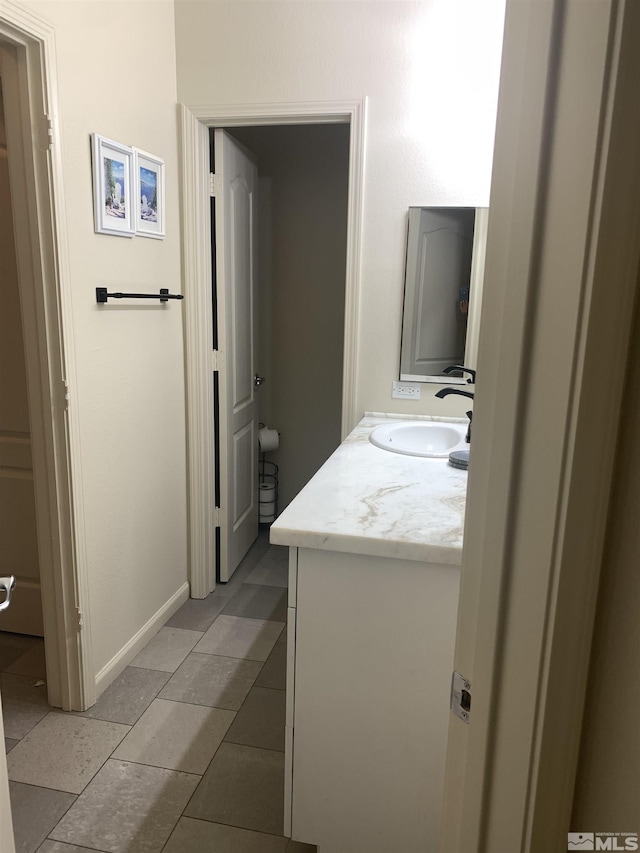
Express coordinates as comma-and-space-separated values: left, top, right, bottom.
451, 671, 472, 723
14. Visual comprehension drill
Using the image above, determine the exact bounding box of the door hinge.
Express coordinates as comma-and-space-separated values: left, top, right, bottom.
38, 114, 54, 151
57, 379, 69, 412
209, 172, 221, 197
76, 606, 84, 630
211, 350, 224, 371
214, 506, 223, 528
451, 672, 472, 723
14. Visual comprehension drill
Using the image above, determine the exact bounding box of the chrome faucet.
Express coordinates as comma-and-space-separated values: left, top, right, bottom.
435, 386, 474, 443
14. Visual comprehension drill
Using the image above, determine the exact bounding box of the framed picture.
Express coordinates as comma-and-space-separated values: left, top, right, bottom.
133, 148, 165, 239
91, 134, 135, 237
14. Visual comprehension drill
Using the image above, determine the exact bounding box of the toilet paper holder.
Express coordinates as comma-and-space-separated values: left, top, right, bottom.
258, 426, 280, 453
258, 458, 279, 525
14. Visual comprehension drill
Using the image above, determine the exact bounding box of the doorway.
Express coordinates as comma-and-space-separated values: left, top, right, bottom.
181, 100, 366, 598
0, 66, 44, 640
0, 10, 92, 713
213, 123, 350, 581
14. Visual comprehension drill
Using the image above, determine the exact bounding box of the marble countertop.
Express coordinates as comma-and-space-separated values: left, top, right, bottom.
269, 413, 469, 565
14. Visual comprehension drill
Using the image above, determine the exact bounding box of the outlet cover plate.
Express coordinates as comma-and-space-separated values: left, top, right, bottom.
392, 380, 421, 400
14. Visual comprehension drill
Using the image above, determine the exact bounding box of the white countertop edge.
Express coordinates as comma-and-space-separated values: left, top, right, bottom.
269, 524, 463, 566
364, 411, 469, 424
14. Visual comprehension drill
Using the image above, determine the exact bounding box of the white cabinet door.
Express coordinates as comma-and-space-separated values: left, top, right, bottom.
214, 130, 259, 581
291, 548, 460, 852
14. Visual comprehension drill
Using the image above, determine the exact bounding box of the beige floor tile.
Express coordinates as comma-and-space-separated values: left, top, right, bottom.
0, 634, 41, 673
255, 642, 287, 691
164, 594, 228, 632
50, 759, 199, 853
4, 737, 19, 754
185, 742, 285, 835
267, 544, 289, 563
129, 626, 203, 673
163, 817, 288, 852
5, 539, 297, 853
113, 698, 234, 773
74, 666, 170, 726
195, 615, 283, 661
222, 585, 287, 622
7, 712, 129, 794
0, 673, 51, 739
159, 652, 261, 711
246, 556, 289, 589
9, 782, 76, 853
224, 686, 285, 752
6, 643, 47, 679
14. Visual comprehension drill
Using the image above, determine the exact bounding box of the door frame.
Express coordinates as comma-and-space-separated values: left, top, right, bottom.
180, 100, 366, 597
0, 1, 93, 710
441, 0, 640, 848
0, 692, 14, 852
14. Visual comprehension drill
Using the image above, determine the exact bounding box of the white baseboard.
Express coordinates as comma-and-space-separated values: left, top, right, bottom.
94, 582, 190, 699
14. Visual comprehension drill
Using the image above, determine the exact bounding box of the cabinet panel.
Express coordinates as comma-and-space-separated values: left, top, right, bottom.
291, 548, 460, 853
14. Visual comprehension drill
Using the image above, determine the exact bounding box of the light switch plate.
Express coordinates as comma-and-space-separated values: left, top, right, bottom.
392, 380, 421, 400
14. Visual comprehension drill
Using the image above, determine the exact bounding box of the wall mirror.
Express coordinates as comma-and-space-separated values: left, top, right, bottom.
399, 206, 489, 384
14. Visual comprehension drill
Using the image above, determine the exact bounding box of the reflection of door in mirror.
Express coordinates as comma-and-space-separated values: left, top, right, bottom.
400, 207, 485, 383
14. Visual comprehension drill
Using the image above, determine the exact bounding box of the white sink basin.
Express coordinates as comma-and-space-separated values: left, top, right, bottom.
369, 421, 466, 458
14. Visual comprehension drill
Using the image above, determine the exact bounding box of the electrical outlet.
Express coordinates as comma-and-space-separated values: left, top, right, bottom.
392, 380, 421, 400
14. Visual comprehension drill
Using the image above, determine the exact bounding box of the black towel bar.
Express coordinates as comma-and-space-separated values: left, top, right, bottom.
96, 287, 184, 304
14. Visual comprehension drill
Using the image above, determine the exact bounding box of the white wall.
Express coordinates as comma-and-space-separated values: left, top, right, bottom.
230, 124, 349, 509
21, 0, 187, 682
174, 0, 505, 421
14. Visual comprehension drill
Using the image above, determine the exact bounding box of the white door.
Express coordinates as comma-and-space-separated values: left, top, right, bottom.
214, 130, 259, 582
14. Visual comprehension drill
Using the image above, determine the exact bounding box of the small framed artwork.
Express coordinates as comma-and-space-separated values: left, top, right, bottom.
91, 134, 135, 237
133, 148, 165, 239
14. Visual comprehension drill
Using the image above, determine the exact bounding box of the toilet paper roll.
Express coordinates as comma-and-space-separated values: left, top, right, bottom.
258, 427, 279, 452
259, 483, 276, 501
259, 482, 276, 522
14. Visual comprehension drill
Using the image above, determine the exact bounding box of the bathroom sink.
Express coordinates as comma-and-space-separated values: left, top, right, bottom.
369, 421, 466, 458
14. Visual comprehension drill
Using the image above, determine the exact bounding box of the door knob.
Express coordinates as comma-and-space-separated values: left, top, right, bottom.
0, 576, 16, 613
254, 374, 265, 387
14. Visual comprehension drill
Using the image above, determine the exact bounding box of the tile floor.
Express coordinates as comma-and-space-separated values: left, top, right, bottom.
1, 532, 315, 853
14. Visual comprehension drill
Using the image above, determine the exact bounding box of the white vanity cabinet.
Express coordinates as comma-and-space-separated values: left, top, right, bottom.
272, 415, 468, 852
284, 545, 460, 853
